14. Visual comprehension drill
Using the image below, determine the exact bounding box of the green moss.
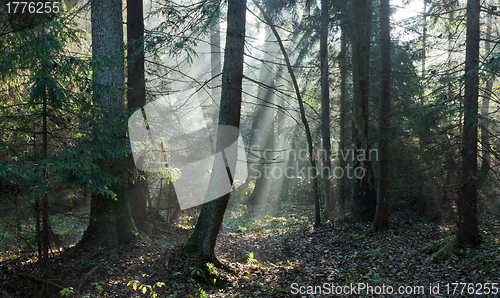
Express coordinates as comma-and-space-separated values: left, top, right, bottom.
422, 235, 459, 263
116, 180, 141, 243
190, 262, 221, 286
78, 179, 141, 249
368, 222, 377, 233
185, 229, 202, 256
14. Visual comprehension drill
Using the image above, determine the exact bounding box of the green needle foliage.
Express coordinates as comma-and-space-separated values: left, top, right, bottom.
0, 4, 134, 254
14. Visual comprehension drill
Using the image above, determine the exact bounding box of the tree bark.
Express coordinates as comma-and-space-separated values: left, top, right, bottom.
320, 0, 333, 217
338, 22, 347, 214
126, 0, 148, 232
79, 0, 140, 248
210, 5, 222, 110
477, 0, 493, 188
350, 0, 376, 222
185, 0, 246, 264
41, 79, 50, 270
458, 0, 481, 247
373, 0, 390, 231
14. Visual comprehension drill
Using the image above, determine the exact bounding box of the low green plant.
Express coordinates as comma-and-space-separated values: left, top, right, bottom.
247, 252, 260, 265
191, 263, 220, 286
187, 288, 208, 298
59, 287, 74, 297
90, 282, 103, 293
236, 225, 247, 233
127, 276, 165, 297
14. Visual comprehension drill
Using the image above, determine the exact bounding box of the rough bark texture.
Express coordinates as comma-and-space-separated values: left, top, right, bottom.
79, 0, 139, 248
373, 0, 390, 231
350, 0, 376, 222
320, 0, 333, 216
126, 0, 148, 231
90, 0, 125, 110
458, 0, 481, 247
82, 179, 138, 247
185, 0, 246, 263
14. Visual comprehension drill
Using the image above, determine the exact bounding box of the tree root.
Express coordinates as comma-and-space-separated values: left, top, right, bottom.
76, 265, 99, 295
191, 262, 222, 286
15, 271, 73, 296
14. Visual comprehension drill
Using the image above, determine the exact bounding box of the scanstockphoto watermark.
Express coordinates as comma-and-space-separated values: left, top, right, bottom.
128, 88, 248, 210
248, 146, 378, 182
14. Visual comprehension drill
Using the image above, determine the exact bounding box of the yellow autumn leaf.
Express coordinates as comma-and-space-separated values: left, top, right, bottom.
133, 282, 137, 291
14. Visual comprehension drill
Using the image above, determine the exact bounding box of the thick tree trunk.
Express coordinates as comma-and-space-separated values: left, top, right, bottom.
185, 0, 246, 264
373, 0, 390, 231
320, 0, 333, 217
350, 0, 376, 222
83, 179, 139, 247
458, 0, 481, 247
126, 0, 148, 232
79, 0, 140, 248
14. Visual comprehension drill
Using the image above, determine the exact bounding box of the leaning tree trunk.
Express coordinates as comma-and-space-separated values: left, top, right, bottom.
350, 0, 376, 222
457, 0, 481, 247
185, 0, 247, 264
246, 27, 278, 206
79, 0, 139, 248
320, 0, 333, 217
252, 0, 321, 227
338, 20, 347, 214
373, 0, 390, 231
126, 0, 148, 232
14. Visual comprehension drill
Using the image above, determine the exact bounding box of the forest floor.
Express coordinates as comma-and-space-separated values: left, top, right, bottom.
1, 201, 500, 298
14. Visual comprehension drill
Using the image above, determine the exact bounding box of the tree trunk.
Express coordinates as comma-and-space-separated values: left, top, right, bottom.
15, 195, 21, 244
210, 5, 222, 114
373, 0, 390, 231
246, 27, 278, 206
338, 22, 347, 214
41, 68, 50, 271
79, 0, 140, 248
320, 0, 333, 217
126, 0, 148, 232
477, 0, 493, 188
252, 0, 321, 227
457, 0, 481, 247
421, 0, 427, 80
350, 0, 376, 222
185, 0, 246, 264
